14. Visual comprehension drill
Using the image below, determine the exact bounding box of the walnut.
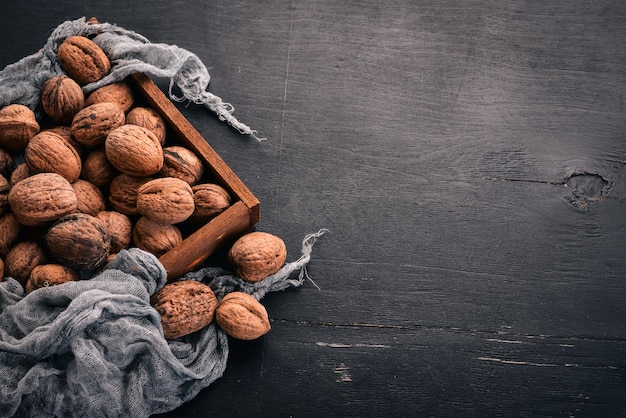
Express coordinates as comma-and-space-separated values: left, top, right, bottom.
85, 82, 134, 113
136, 177, 195, 224
71, 102, 125, 147
0, 257, 4, 281
44, 126, 84, 157
215, 292, 271, 340
9, 163, 30, 187
108, 174, 151, 216
159, 146, 204, 186
24, 130, 82, 183
82, 147, 119, 186
0, 147, 14, 178
105, 124, 163, 176
132, 216, 183, 257
40, 75, 85, 125
4, 241, 47, 286
25, 263, 79, 293
191, 183, 231, 222
228, 232, 287, 282
8, 173, 77, 226
45, 213, 111, 270
0, 174, 8, 215
126, 106, 166, 145
96, 211, 132, 253
72, 179, 106, 216
151, 280, 218, 339
57, 35, 111, 85
0, 213, 20, 257
0, 104, 40, 152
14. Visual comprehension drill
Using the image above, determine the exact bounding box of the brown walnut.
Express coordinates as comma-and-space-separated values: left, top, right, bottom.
0, 174, 8, 215
71, 102, 126, 147
0, 104, 40, 152
105, 124, 163, 177
126, 106, 166, 145
72, 179, 106, 216
45, 213, 111, 270
215, 292, 271, 340
96, 211, 132, 253
132, 216, 183, 257
151, 280, 218, 339
191, 183, 231, 222
136, 177, 195, 224
8, 173, 78, 226
159, 146, 204, 186
82, 148, 119, 187
0, 213, 20, 257
228, 231, 287, 282
25, 263, 79, 293
108, 174, 152, 216
9, 163, 30, 187
41, 75, 85, 125
4, 241, 47, 286
24, 131, 82, 183
85, 82, 134, 113
0, 147, 14, 178
57, 35, 111, 85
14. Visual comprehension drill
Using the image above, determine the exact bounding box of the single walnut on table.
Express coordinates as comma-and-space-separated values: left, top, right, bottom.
228, 232, 287, 282
215, 292, 271, 340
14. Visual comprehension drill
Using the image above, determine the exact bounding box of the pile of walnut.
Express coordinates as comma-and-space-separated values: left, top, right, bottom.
0, 35, 288, 341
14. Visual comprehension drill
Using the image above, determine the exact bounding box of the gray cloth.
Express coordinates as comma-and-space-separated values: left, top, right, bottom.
0, 16, 262, 139
0, 230, 326, 417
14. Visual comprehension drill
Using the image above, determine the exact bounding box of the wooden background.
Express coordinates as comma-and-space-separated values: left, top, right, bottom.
1, 1, 625, 416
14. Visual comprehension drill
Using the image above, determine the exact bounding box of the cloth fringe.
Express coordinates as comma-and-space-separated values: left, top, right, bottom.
0, 16, 263, 140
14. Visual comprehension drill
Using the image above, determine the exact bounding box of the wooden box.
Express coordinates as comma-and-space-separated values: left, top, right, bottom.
127, 72, 260, 281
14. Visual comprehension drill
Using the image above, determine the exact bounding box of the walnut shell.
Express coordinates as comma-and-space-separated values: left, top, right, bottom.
132, 216, 183, 257
85, 82, 134, 113
5, 241, 47, 286
25, 131, 82, 182
105, 124, 163, 177
25, 263, 79, 293
108, 174, 151, 215
126, 106, 166, 145
9, 163, 30, 187
45, 213, 111, 270
82, 147, 119, 186
0, 174, 8, 215
0, 213, 20, 257
228, 232, 287, 282
136, 177, 195, 224
159, 146, 204, 186
8, 173, 78, 226
0, 104, 40, 152
191, 183, 231, 222
41, 75, 85, 125
215, 292, 271, 340
0, 147, 14, 178
57, 35, 111, 85
151, 280, 218, 339
45, 126, 84, 157
96, 211, 132, 253
71, 102, 126, 147
0, 257, 4, 281
72, 179, 106, 216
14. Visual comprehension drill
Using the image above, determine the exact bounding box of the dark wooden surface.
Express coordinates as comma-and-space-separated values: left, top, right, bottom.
2, 1, 625, 417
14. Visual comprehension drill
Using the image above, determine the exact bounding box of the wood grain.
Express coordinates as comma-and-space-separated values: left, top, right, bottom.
1, 1, 625, 416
